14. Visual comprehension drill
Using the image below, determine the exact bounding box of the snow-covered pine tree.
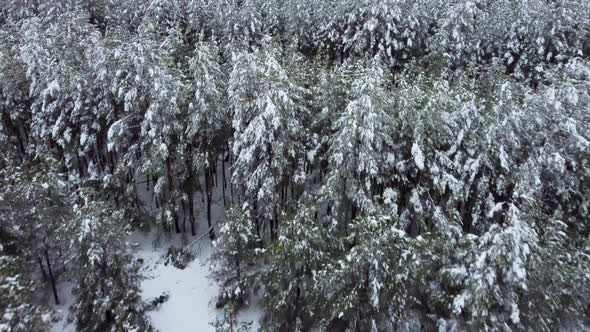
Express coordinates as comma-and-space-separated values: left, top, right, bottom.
1, 1, 590, 331
69, 190, 152, 332
215, 0, 264, 51
262, 195, 343, 331
104, 22, 186, 230
312, 214, 420, 331
0, 161, 58, 332
184, 38, 227, 238
443, 204, 538, 330
210, 301, 253, 332
210, 204, 261, 308
324, 60, 393, 232
229, 38, 306, 241
0, 249, 51, 332
0, 18, 30, 163
0, 158, 75, 308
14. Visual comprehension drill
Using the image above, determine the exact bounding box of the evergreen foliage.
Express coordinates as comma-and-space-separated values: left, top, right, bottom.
1, 0, 589, 330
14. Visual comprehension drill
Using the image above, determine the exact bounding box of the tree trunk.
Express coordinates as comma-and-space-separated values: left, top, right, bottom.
44, 248, 59, 305
221, 153, 227, 207
229, 142, 234, 206
181, 199, 187, 233
38, 256, 47, 281
173, 210, 181, 234
270, 203, 278, 241
189, 191, 196, 236
213, 158, 218, 187
205, 164, 215, 240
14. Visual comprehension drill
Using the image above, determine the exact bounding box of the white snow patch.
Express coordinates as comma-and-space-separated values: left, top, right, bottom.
133, 231, 219, 332
411, 142, 425, 170
130, 159, 262, 331
499, 146, 509, 171
49, 281, 76, 332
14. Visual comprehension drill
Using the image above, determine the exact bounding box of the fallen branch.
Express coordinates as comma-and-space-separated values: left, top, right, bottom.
182, 225, 214, 253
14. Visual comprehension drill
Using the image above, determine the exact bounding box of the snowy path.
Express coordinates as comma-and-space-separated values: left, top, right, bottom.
49, 282, 75, 332
131, 228, 262, 331
132, 166, 227, 330
132, 164, 262, 331
131, 231, 220, 331
52, 230, 261, 332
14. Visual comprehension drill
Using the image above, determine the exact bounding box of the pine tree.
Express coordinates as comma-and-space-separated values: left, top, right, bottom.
229, 39, 306, 240
210, 204, 261, 308
262, 197, 342, 331
445, 204, 538, 329
184, 39, 227, 238
0, 250, 51, 332
69, 190, 152, 332
325, 61, 393, 231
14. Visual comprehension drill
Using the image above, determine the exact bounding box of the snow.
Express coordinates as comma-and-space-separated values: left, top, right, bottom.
80, 132, 88, 147
306, 148, 317, 164
487, 202, 505, 218
383, 188, 397, 206
452, 293, 468, 314
132, 231, 220, 332
510, 303, 520, 324
499, 146, 509, 171
131, 160, 262, 331
411, 142, 425, 170
130, 234, 261, 330
51, 230, 262, 332
49, 281, 76, 332
50, 160, 263, 331
44, 80, 60, 97
238, 297, 263, 330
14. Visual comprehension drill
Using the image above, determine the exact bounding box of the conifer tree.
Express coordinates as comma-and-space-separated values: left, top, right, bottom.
229, 39, 306, 240
69, 190, 152, 332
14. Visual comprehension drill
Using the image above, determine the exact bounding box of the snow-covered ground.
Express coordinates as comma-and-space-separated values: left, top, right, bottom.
131, 230, 262, 331
51, 162, 262, 331
132, 162, 260, 330
49, 281, 76, 332
132, 230, 220, 331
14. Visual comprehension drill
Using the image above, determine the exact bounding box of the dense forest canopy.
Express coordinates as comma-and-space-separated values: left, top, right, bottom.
1, 0, 589, 331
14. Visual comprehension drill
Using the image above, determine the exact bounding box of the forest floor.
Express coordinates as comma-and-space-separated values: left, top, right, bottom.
132, 230, 262, 331
50, 164, 261, 331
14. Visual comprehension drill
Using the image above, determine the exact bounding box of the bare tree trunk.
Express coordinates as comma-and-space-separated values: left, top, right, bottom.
44, 248, 59, 305
205, 163, 215, 240
272, 204, 278, 241
253, 201, 261, 243
211, 158, 219, 187
221, 152, 227, 207
173, 210, 181, 234
76, 154, 85, 177
38, 257, 47, 281
181, 199, 187, 233
189, 191, 196, 236
228, 142, 234, 206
